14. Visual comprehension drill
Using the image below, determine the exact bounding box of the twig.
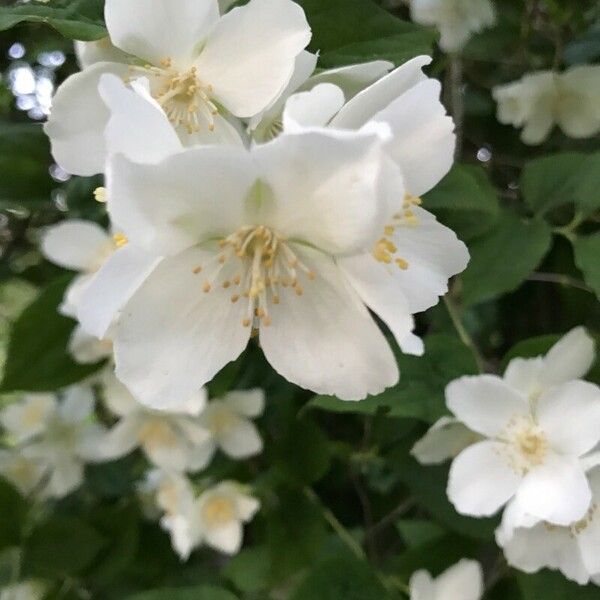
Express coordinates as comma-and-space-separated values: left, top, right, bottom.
444, 296, 486, 373
366, 498, 415, 539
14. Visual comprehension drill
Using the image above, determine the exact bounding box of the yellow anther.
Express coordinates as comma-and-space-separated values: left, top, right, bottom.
242, 318, 251, 327
384, 225, 395, 236
395, 258, 409, 270
202, 282, 211, 293
231, 294, 240, 303
93, 187, 106, 203
113, 232, 128, 248
192, 265, 202, 274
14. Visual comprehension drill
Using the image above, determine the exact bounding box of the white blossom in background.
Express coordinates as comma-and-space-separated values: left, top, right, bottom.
197, 389, 264, 462
0, 581, 46, 600
496, 468, 600, 586
45, 0, 312, 175
410, 0, 495, 53
0, 387, 107, 499
492, 66, 600, 144
162, 480, 260, 558
94, 372, 212, 472
445, 328, 600, 526
79, 128, 462, 409
137, 469, 195, 520
411, 417, 481, 465
409, 559, 484, 600
0, 448, 46, 496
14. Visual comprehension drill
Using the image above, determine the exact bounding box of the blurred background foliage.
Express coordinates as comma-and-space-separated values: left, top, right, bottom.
0, 0, 598, 598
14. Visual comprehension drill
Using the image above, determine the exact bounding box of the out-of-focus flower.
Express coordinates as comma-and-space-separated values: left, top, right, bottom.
409, 559, 484, 600
492, 66, 600, 144
410, 0, 495, 53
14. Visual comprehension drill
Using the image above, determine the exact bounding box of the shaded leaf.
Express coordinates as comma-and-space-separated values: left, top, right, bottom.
0, 478, 28, 550
127, 587, 238, 600
573, 234, 600, 301
518, 571, 600, 599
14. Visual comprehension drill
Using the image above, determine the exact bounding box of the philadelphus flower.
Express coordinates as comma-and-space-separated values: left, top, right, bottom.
492, 66, 600, 144
0, 448, 46, 496
44, 0, 312, 175
0, 387, 106, 498
197, 389, 264, 461
446, 328, 600, 526
88, 128, 437, 408
410, 0, 495, 53
96, 373, 212, 472
161, 480, 260, 558
413, 327, 596, 466
496, 468, 600, 586
137, 469, 194, 520
409, 559, 483, 600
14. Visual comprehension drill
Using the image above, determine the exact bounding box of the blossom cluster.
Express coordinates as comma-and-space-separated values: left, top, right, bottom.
413, 328, 600, 585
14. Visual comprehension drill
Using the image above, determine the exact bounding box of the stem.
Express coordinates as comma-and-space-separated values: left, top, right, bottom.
444, 296, 486, 373
303, 487, 366, 560
366, 499, 415, 538
528, 272, 593, 294
449, 54, 464, 159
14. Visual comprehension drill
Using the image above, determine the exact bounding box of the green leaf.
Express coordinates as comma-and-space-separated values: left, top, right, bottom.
0, 124, 53, 208
22, 517, 105, 577
521, 152, 600, 215
0, 478, 28, 550
275, 419, 332, 484
461, 212, 553, 306
1, 275, 104, 392
424, 164, 500, 241
518, 571, 600, 599
396, 519, 445, 548
291, 557, 391, 600
573, 234, 600, 301
0, 0, 107, 41
223, 546, 270, 594
308, 334, 477, 423
127, 587, 238, 600
297, 0, 436, 67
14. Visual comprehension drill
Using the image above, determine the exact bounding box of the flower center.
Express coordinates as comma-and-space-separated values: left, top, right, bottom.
193, 225, 316, 328
206, 406, 236, 435
371, 194, 421, 269
202, 496, 236, 527
502, 415, 548, 473
138, 418, 179, 451
134, 57, 219, 134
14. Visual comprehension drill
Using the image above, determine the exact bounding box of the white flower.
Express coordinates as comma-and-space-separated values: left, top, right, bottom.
0, 449, 46, 496
95, 373, 211, 472
0, 581, 46, 600
492, 66, 600, 144
44, 0, 312, 175
41, 219, 117, 318
409, 559, 483, 600
446, 373, 600, 525
411, 416, 482, 465
137, 469, 195, 519
161, 480, 260, 558
496, 468, 600, 586
68, 325, 113, 364
503, 327, 595, 401
81, 129, 411, 408
0, 387, 107, 499
198, 389, 264, 461
410, 0, 495, 53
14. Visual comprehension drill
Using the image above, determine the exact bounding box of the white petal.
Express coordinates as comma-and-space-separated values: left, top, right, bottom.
433, 560, 483, 600
42, 220, 111, 272
0, 394, 56, 442
541, 327, 596, 385
283, 83, 346, 131
87, 416, 141, 461
338, 250, 417, 354
517, 453, 591, 525
204, 521, 243, 555
383, 207, 469, 313
537, 381, 600, 457
99, 74, 182, 163
44, 61, 129, 176
409, 570, 434, 600
371, 78, 455, 196
114, 246, 251, 410
195, 0, 311, 117
45, 457, 84, 498
77, 245, 162, 340
223, 389, 265, 417
68, 325, 112, 364
60, 385, 95, 422
259, 246, 398, 400
411, 417, 480, 465
495, 497, 541, 546
256, 130, 388, 255
75, 38, 129, 69
218, 419, 262, 459
101, 370, 139, 417
330, 56, 431, 130
60, 274, 94, 319
161, 513, 198, 560
503, 357, 545, 397
106, 147, 254, 257
234, 492, 261, 521
104, 0, 219, 66
143, 429, 194, 472
446, 375, 529, 437
448, 441, 520, 516
578, 512, 600, 576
